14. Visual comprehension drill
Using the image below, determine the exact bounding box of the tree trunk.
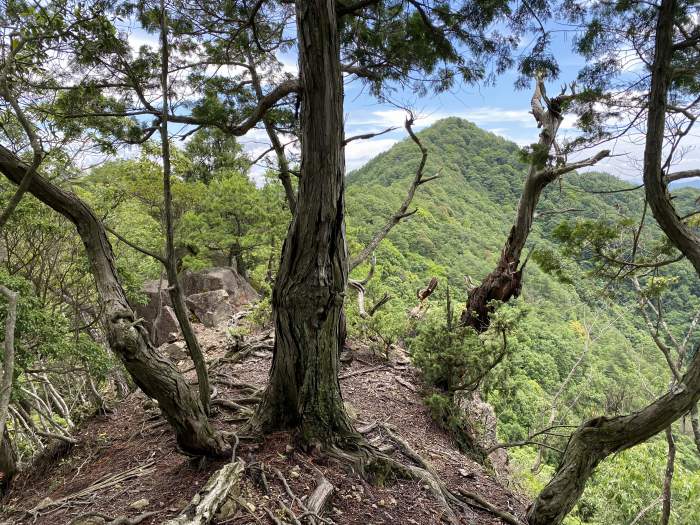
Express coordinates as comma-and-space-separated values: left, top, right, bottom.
461, 79, 561, 332
159, 1, 211, 414
0, 145, 227, 457
528, 2, 691, 522
0, 429, 16, 495
660, 427, 675, 525
248, 0, 356, 447
0, 286, 17, 442
460, 80, 608, 332
691, 404, 700, 454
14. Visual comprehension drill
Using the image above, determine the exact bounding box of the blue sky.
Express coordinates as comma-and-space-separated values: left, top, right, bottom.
125, 18, 699, 185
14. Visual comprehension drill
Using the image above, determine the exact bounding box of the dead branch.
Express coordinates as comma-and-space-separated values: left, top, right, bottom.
343, 126, 397, 145
629, 496, 663, 525
164, 459, 245, 525
28, 461, 156, 516
349, 114, 439, 271
306, 476, 335, 523
417, 277, 438, 301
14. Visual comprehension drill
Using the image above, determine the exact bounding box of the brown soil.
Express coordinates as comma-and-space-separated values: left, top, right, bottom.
0, 324, 529, 524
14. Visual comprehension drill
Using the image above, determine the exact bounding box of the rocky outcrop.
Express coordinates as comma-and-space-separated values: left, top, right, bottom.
135, 267, 258, 345
186, 290, 235, 328
181, 268, 258, 307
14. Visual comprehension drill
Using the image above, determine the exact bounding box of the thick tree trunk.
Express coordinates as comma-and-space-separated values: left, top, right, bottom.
248, 0, 356, 447
0, 145, 227, 457
528, 2, 691, 522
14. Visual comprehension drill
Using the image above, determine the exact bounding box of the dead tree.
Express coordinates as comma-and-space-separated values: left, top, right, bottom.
349, 114, 439, 272
461, 76, 609, 331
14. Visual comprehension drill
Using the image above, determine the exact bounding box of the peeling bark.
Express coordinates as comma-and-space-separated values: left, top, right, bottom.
0, 145, 227, 457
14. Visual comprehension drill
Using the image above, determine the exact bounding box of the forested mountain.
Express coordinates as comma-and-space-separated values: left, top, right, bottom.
1, 1, 699, 524
345, 117, 700, 524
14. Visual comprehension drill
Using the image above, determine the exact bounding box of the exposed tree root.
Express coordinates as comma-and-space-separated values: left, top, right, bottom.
456, 488, 522, 525
271, 467, 335, 525
211, 398, 255, 416
68, 511, 157, 525
321, 423, 522, 525
163, 459, 245, 525
27, 460, 156, 518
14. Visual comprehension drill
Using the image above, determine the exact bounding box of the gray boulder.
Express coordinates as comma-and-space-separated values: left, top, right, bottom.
135, 267, 257, 334
162, 341, 188, 361
181, 267, 258, 306
151, 305, 181, 346
186, 290, 234, 328
134, 279, 171, 335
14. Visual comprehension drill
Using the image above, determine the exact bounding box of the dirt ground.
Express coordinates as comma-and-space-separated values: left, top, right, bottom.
0, 323, 529, 525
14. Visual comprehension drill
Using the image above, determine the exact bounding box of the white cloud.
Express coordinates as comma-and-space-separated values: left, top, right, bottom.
345, 138, 398, 171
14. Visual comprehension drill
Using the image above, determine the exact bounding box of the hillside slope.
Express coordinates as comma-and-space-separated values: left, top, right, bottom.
0, 322, 526, 525
344, 117, 700, 523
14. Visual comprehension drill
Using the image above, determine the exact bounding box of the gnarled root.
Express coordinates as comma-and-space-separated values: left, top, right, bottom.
324, 423, 522, 525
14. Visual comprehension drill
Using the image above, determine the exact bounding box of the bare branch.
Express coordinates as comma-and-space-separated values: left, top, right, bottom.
343, 126, 397, 145
537, 149, 610, 179
349, 114, 438, 270
105, 225, 166, 264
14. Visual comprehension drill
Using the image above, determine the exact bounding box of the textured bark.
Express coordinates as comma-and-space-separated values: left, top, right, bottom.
248, 0, 357, 447
461, 81, 609, 331
0, 145, 227, 457
0, 429, 16, 495
461, 79, 560, 331
691, 403, 700, 454
528, 2, 693, 522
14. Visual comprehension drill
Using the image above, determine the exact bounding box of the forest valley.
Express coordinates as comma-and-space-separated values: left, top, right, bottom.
0, 0, 699, 524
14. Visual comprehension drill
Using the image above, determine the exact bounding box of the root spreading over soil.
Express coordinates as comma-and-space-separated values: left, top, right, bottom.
1, 324, 528, 524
